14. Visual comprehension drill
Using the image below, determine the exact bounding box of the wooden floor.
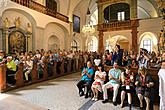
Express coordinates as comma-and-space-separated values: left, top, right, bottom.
0, 96, 47, 110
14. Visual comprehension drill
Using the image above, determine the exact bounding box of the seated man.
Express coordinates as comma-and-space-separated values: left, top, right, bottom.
102, 61, 121, 106
77, 61, 94, 98
6, 56, 17, 86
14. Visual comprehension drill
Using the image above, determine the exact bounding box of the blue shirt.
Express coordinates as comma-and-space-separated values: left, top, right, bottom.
81, 67, 94, 81
109, 68, 121, 84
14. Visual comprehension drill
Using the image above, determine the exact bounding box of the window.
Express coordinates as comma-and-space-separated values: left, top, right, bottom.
143, 39, 151, 52
46, 0, 57, 12
117, 11, 125, 21
87, 40, 93, 52
71, 40, 78, 51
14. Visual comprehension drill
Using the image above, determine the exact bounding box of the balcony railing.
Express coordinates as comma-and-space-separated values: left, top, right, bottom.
11, 0, 69, 23
98, 20, 139, 31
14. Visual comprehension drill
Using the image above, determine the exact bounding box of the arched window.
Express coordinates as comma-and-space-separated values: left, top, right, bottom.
143, 39, 152, 52
87, 40, 93, 52
71, 40, 78, 51
46, 0, 57, 12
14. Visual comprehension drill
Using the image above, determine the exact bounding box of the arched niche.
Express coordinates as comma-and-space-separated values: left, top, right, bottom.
48, 35, 60, 50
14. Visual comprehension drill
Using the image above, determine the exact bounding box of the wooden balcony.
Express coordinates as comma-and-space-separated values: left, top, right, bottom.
98, 20, 139, 32
11, 0, 69, 23
98, 0, 126, 4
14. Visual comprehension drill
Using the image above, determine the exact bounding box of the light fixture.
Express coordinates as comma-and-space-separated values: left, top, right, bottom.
82, 7, 95, 35
0, 0, 9, 7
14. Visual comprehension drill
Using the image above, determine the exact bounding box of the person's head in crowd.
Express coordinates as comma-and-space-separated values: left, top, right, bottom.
36, 50, 40, 54
0, 50, 4, 57
138, 66, 146, 76
125, 65, 131, 74
115, 44, 120, 52
98, 63, 104, 72
105, 50, 109, 55
113, 61, 118, 69
26, 56, 31, 61
96, 55, 100, 59
87, 61, 92, 68
7, 56, 13, 62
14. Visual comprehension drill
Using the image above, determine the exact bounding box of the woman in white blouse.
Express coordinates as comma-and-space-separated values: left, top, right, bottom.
91, 64, 106, 101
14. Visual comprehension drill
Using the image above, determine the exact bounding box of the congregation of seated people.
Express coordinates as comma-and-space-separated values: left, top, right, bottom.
76, 45, 163, 110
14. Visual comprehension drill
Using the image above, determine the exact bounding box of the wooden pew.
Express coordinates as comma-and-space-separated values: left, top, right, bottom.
104, 65, 159, 109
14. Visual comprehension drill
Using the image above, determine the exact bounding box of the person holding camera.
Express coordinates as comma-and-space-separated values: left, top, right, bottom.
137, 48, 150, 68
135, 67, 154, 110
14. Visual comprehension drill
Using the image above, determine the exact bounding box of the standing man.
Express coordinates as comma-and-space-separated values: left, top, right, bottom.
102, 61, 121, 106
77, 61, 94, 98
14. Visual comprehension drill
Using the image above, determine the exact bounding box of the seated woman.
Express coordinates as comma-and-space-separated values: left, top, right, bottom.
91, 64, 106, 101
135, 67, 154, 110
120, 66, 134, 109
23, 56, 33, 82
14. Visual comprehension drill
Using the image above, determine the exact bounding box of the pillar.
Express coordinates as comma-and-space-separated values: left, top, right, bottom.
98, 30, 104, 54
131, 27, 138, 53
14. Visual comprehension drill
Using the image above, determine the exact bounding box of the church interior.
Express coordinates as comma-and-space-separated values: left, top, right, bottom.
0, 0, 165, 110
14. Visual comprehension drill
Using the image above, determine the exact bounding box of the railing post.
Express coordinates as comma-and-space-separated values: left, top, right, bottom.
16, 63, 24, 87
31, 62, 38, 83
0, 65, 6, 92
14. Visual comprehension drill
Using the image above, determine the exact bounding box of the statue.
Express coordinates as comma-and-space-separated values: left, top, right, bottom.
4, 17, 9, 28
26, 23, 32, 33
159, 30, 165, 47
14, 17, 21, 28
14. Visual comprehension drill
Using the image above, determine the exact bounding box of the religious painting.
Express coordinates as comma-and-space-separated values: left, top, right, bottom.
73, 15, 80, 33
9, 31, 26, 53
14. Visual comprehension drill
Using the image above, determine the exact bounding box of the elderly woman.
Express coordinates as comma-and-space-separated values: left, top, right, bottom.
120, 66, 134, 109
135, 67, 154, 110
91, 64, 106, 101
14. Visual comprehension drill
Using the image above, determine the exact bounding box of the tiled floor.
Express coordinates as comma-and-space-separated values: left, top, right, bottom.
0, 72, 159, 110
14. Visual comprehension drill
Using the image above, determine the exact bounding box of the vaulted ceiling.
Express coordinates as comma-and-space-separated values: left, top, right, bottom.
48, 0, 159, 26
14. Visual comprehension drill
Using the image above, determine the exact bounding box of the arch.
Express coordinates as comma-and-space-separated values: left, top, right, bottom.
106, 35, 129, 51
104, 3, 130, 22
139, 32, 158, 52
44, 22, 69, 50
48, 35, 60, 50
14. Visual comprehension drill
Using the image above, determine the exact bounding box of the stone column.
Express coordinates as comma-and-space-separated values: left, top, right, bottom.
131, 27, 138, 53
98, 30, 104, 54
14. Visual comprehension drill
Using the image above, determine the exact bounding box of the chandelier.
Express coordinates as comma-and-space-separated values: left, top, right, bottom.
0, 0, 9, 7
82, 24, 95, 34
82, 7, 95, 35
